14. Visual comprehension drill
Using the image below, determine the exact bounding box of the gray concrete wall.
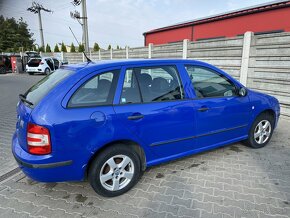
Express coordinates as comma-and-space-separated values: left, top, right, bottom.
247, 32, 290, 118
41, 32, 290, 118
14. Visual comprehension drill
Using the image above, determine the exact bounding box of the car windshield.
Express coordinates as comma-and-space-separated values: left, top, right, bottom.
23, 69, 74, 108
28, 58, 41, 63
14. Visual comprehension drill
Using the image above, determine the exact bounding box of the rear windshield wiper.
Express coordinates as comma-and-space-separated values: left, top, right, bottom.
19, 94, 34, 106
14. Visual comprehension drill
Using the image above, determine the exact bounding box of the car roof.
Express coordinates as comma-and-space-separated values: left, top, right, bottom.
63, 59, 207, 72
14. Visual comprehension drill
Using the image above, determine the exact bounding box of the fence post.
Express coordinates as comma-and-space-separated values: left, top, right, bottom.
240, 32, 253, 86
148, 43, 153, 59
61, 52, 64, 62
182, 39, 188, 59
110, 48, 113, 59
98, 50, 101, 60
126, 46, 129, 59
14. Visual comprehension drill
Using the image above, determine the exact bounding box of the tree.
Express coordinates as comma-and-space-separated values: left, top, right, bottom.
0, 16, 34, 52
32, 44, 37, 51
116, 45, 120, 50
93, 42, 100, 52
38, 46, 45, 52
45, 44, 51, 52
54, 44, 60, 52
70, 43, 76, 52
61, 42, 67, 52
107, 44, 112, 50
78, 44, 85, 52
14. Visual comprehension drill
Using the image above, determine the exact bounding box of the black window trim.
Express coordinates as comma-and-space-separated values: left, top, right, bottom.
184, 64, 240, 100
118, 65, 185, 105
67, 69, 120, 108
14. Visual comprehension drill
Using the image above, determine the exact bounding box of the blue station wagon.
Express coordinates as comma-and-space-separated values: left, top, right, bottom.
12, 59, 280, 197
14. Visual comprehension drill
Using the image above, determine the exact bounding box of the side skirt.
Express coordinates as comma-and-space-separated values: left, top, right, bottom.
146, 135, 248, 167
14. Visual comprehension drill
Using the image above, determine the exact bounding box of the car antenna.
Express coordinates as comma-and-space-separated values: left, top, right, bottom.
69, 26, 92, 63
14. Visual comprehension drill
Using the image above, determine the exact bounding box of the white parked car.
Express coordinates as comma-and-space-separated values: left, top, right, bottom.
26, 57, 61, 75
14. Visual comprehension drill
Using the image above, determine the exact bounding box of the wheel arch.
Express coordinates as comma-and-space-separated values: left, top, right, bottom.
258, 109, 275, 121
254, 108, 276, 128
85, 139, 146, 179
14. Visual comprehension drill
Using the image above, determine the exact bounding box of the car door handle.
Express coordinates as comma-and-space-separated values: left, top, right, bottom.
128, 114, 144, 120
198, 107, 209, 112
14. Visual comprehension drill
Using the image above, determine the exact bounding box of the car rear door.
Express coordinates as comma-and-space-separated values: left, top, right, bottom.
183, 64, 251, 149
113, 64, 196, 163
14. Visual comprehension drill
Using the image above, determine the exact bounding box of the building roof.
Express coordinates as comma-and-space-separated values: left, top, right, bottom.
144, 0, 290, 35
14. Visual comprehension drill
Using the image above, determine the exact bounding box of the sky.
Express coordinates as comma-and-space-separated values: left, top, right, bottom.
0, 0, 273, 49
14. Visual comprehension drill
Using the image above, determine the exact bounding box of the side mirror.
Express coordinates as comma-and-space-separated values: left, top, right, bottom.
239, 87, 247, 97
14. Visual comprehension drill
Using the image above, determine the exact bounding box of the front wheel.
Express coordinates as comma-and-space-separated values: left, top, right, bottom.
245, 113, 274, 149
88, 145, 141, 197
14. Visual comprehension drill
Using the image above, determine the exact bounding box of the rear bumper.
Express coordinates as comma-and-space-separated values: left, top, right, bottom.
12, 133, 83, 182
13, 155, 72, 169
26, 67, 44, 73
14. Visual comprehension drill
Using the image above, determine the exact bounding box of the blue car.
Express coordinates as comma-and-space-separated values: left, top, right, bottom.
12, 59, 280, 197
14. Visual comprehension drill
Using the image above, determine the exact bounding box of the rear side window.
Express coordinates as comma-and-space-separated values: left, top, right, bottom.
120, 69, 142, 104
120, 66, 184, 104
68, 70, 120, 108
25, 69, 74, 107
185, 65, 237, 98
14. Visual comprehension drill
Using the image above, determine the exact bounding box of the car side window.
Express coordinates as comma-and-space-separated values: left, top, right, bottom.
123, 66, 184, 103
185, 65, 237, 98
68, 70, 119, 107
120, 69, 142, 104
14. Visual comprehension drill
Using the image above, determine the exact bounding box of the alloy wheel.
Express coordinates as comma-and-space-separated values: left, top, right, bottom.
99, 155, 134, 191
254, 120, 271, 144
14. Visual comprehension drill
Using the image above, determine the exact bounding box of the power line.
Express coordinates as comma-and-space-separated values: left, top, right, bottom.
27, 1, 53, 48
70, 0, 89, 52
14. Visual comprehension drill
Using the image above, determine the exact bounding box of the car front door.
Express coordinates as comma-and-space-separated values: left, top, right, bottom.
183, 65, 251, 149
113, 64, 196, 164
53, 58, 60, 70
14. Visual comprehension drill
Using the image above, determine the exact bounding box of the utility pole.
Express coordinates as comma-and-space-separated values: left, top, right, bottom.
82, 0, 89, 52
27, 2, 52, 49
71, 0, 89, 52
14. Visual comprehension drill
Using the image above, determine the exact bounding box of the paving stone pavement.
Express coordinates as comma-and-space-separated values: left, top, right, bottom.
0, 74, 290, 218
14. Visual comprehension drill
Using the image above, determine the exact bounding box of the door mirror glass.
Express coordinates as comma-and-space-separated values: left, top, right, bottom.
238, 87, 247, 97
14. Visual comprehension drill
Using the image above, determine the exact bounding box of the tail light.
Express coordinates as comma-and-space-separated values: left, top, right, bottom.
27, 123, 51, 155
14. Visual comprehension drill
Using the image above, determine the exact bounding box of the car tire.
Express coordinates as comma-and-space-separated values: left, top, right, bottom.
88, 145, 141, 197
44, 68, 50, 75
0, 66, 6, 74
244, 112, 274, 149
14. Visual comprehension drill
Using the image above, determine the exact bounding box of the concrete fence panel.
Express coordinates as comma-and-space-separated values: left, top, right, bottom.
247, 32, 290, 118
33, 32, 290, 118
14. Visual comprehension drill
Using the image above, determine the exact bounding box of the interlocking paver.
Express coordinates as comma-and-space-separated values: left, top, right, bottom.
0, 74, 290, 217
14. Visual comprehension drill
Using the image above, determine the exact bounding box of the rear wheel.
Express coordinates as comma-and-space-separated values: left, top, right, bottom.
44, 68, 50, 75
245, 113, 274, 148
0, 66, 6, 74
88, 145, 141, 197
